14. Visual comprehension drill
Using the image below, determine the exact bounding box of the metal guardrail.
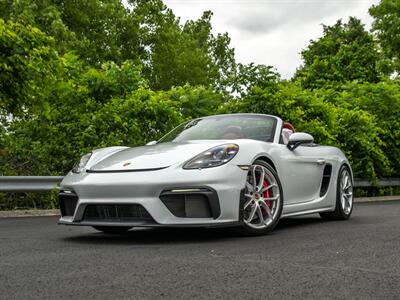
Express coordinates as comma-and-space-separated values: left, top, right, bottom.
354, 178, 400, 188
0, 176, 64, 192
0, 176, 399, 192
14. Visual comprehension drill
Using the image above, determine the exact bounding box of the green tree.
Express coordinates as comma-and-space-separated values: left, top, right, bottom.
220, 82, 391, 179
228, 63, 279, 97
139, 7, 236, 91
0, 57, 176, 175
295, 17, 382, 89
1, 84, 225, 176
335, 81, 400, 176
167, 85, 225, 119
370, 0, 400, 74
0, 19, 62, 116
0, 0, 142, 65
144, 10, 217, 90
1, 1, 237, 91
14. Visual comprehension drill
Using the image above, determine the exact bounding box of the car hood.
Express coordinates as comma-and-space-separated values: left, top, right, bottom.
88, 141, 234, 171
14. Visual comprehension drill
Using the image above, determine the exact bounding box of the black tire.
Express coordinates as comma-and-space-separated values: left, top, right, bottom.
236, 160, 284, 236
320, 165, 353, 220
92, 226, 132, 234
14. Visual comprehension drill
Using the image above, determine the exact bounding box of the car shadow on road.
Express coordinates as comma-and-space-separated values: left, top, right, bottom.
62, 227, 238, 245
275, 216, 325, 232
61, 216, 326, 245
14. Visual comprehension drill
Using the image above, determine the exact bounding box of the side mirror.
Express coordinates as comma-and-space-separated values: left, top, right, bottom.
146, 141, 157, 146
287, 132, 314, 151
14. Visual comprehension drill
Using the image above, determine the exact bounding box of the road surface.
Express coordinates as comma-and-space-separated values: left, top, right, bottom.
1, 202, 400, 299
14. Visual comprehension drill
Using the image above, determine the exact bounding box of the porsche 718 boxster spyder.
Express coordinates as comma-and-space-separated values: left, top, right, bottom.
58, 113, 353, 235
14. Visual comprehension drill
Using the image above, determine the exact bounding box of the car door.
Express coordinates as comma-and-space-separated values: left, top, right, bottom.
277, 144, 325, 205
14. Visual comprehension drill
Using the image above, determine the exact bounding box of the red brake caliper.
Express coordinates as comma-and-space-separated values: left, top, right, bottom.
263, 180, 271, 208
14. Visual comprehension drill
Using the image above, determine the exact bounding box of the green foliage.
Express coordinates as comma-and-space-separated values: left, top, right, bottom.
370, 0, 400, 74
228, 63, 280, 97
295, 17, 383, 89
0, 19, 61, 116
0, 191, 58, 210
1, 0, 236, 91
142, 9, 236, 91
145, 11, 216, 90
83, 61, 148, 102
167, 85, 225, 119
336, 81, 400, 176
1, 57, 211, 175
220, 82, 391, 178
1, 84, 224, 175
0, 0, 140, 64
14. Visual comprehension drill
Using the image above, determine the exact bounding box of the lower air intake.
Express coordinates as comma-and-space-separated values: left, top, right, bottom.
159, 187, 220, 219
83, 204, 154, 222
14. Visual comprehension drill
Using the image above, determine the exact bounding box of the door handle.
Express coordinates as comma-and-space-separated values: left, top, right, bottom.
317, 159, 326, 165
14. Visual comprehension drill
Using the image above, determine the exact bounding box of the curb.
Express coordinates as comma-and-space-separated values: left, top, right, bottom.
354, 196, 400, 203
0, 209, 59, 218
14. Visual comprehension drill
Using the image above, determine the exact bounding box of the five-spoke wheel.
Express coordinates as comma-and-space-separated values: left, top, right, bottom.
239, 160, 283, 235
340, 167, 353, 215
320, 165, 353, 220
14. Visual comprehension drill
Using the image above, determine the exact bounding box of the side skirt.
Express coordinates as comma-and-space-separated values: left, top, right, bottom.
281, 206, 333, 218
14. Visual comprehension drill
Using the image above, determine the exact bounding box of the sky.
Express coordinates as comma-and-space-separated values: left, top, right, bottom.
163, 0, 380, 79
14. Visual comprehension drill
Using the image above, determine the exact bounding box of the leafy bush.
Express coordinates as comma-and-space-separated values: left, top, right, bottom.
220, 82, 391, 178
337, 81, 400, 176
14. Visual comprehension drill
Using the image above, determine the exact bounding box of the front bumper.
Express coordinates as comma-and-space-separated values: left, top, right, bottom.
58, 163, 247, 227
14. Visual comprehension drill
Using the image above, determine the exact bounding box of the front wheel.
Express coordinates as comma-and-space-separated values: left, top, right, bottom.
320, 165, 353, 220
92, 226, 132, 234
237, 160, 283, 236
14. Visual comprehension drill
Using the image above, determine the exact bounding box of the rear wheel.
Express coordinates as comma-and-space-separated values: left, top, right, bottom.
92, 226, 132, 234
237, 160, 283, 236
320, 165, 353, 220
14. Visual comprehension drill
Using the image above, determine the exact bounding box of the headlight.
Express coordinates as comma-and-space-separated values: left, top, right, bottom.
72, 153, 92, 173
183, 144, 239, 169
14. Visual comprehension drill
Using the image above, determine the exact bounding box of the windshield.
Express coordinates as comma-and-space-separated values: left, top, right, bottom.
158, 115, 277, 143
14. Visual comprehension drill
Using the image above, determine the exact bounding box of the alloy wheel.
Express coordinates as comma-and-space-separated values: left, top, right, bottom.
340, 168, 353, 215
243, 164, 281, 229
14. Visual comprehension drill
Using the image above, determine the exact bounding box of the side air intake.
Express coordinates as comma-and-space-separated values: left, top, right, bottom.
320, 164, 332, 197
59, 190, 79, 217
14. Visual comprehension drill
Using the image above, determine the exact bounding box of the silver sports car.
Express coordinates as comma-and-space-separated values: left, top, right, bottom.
58, 113, 354, 235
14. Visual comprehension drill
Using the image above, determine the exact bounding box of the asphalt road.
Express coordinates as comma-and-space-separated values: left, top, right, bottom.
1, 202, 400, 300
